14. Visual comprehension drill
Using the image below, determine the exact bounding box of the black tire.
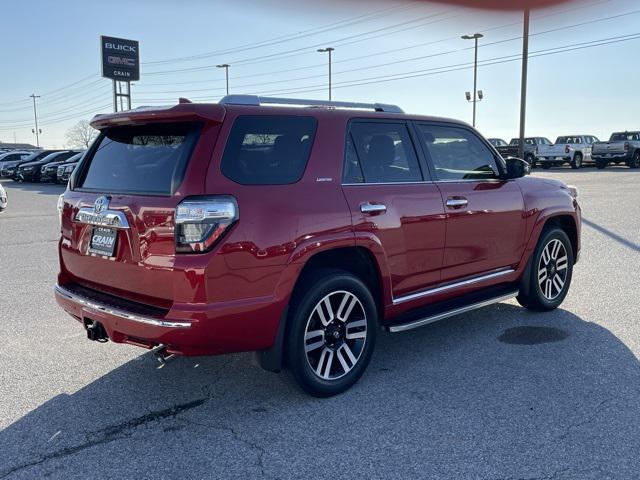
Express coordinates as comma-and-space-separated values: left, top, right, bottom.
570, 152, 583, 169
285, 269, 377, 397
595, 159, 607, 169
627, 151, 640, 169
517, 228, 574, 311
541, 163, 551, 170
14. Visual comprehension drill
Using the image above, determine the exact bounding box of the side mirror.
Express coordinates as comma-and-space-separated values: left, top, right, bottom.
504, 156, 531, 179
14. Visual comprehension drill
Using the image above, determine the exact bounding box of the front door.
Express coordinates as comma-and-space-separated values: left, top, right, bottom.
342, 120, 446, 300
414, 122, 526, 283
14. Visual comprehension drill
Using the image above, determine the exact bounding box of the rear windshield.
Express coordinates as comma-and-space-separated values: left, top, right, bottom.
221, 115, 316, 185
556, 136, 581, 144
610, 132, 640, 141
78, 123, 200, 195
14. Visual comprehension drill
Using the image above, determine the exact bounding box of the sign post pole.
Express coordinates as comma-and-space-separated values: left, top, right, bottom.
112, 80, 117, 113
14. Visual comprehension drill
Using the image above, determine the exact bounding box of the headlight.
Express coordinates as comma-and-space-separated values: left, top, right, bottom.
23, 166, 33, 171
567, 185, 579, 199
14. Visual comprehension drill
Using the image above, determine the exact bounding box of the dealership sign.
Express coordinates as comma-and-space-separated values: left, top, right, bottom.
101, 36, 139, 81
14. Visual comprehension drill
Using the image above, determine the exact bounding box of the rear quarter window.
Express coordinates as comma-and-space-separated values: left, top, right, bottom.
78, 123, 200, 195
220, 115, 316, 185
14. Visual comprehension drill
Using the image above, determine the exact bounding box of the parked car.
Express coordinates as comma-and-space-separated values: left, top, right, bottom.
0, 151, 32, 170
58, 161, 78, 184
41, 151, 85, 183
536, 135, 600, 169
591, 131, 640, 169
55, 96, 581, 397
1, 150, 60, 178
487, 138, 508, 148
495, 137, 553, 167
0, 183, 6, 212
15, 150, 80, 182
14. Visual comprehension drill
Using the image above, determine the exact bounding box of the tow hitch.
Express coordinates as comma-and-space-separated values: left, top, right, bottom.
84, 319, 108, 343
151, 344, 175, 368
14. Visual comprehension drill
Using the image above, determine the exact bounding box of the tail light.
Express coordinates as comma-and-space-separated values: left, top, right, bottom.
564, 145, 570, 154
175, 196, 238, 254
57, 194, 64, 226
624, 142, 630, 151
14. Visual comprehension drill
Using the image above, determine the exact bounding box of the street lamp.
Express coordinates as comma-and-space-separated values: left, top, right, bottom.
216, 64, 230, 95
29, 94, 41, 148
518, 9, 530, 160
317, 47, 335, 101
461, 33, 483, 127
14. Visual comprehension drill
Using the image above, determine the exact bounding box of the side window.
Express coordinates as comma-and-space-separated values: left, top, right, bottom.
346, 122, 423, 184
417, 124, 500, 181
221, 116, 316, 185
343, 134, 364, 183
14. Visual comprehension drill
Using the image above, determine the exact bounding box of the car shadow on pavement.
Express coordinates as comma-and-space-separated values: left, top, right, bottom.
1, 304, 639, 479
0, 179, 65, 197
582, 217, 640, 253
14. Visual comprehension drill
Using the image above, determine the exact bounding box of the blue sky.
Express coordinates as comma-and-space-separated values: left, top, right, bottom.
0, 0, 638, 147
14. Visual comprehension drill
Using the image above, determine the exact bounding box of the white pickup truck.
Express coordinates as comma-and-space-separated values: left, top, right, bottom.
536, 135, 600, 169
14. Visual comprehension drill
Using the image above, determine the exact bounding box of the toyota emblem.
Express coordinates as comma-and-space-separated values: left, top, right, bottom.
94, 196, 109, 215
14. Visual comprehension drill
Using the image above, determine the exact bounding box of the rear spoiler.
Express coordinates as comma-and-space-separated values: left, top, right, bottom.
90, 103, 226, 130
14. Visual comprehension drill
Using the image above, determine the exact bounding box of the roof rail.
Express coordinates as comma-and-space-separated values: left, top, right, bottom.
219, 95, 404, 114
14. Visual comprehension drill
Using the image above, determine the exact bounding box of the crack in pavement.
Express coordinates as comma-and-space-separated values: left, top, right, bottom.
0, 398, 207, 479
179, 417, 279, 480
556, 398, 614, 441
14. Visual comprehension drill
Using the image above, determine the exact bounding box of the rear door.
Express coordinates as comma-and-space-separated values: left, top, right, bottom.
414, 122, 526, 283
61, 121, 215, 306
341, 119, 446, 299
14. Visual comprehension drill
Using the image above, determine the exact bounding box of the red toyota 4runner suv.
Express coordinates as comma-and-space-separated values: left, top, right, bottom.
55, 96, 581, 396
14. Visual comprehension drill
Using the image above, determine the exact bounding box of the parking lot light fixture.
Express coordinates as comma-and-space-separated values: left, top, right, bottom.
461, 33, 483, 127
216, 64, 230, 95
317, 47, 335, 101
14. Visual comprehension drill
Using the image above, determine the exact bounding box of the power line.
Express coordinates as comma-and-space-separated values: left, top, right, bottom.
137, 0, 617, 87
0, 0, 613, 107
133, 8, 640, 99
130, 31, 640, 103
142, 8, 458, 76
141, 2, 420, 66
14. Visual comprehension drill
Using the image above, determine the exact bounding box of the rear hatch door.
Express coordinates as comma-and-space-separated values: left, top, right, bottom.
60, 106, 224, 307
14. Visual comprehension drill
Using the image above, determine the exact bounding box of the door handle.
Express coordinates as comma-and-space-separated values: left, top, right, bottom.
446, 197, 468, 209
360, 202, 387, 215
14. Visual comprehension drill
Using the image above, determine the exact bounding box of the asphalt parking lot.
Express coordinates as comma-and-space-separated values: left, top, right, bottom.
1, 169, 638, 480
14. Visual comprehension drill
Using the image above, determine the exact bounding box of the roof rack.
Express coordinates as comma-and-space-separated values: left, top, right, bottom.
219, 95, 404, 114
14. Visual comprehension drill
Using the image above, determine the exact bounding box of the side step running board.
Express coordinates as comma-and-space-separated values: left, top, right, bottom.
386, 290, 519, 333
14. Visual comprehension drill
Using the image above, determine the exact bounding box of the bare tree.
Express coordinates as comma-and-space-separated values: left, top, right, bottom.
65, 120, 98, 149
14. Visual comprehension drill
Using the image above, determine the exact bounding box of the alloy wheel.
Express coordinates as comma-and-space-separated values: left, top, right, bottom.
304, 290, 368, 380
537, 239, 569, 301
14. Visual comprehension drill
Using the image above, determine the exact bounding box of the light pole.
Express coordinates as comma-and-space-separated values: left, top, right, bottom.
317, 47, 335, 101
217, 64, 230, 95
461, 33, 483, 127
29, 94, 41, 147
518, 9, 530, 160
